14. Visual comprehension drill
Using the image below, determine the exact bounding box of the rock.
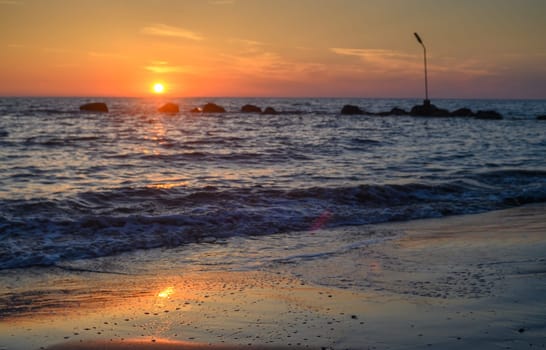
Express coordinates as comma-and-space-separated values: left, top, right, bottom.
241, 104, 262, 113
262, 107, 278, 115
389, 107, 408, 116
537, 115, 546, 120
158, 102, 179, 113
475, 110, 503, 120
410, 103, 450, 117
375, 108, 407, 116
190, 107, 202, 113
202, 103, 226, 113
341, 105, 364, 115
451, 108, 475, 117
79, 102, 108, 113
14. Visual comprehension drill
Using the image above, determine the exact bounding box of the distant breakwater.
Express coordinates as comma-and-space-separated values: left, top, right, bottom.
78, 101, 545, 120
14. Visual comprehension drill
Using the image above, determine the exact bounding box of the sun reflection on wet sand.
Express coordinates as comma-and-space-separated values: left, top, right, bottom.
158, 286, 175, 299
0, 270, 376, 350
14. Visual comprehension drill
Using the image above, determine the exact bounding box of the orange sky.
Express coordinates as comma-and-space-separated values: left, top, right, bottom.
1, 0, 545, 98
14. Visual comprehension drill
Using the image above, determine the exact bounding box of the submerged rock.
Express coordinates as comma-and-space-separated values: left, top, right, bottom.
262, 107, 278, 115
202, 103, 226, 113
341, 105, 364, 115
475, 110, 503, 120
241, 104, 262, 113
158, 102, 179, 113
79, 102, 108, 113
536, 115, 546, 120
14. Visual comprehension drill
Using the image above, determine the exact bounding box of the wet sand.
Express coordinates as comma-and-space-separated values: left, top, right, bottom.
46, 339, 302, 350
1, 204, 545, 350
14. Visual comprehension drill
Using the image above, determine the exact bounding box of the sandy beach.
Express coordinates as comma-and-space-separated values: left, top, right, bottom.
1, 204, 545, 350
2, 0, 546, 348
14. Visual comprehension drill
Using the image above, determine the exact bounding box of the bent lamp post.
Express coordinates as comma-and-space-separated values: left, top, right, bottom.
414, 32, 430, 107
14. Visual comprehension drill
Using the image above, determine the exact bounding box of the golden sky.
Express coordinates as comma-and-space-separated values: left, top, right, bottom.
1, 0, 545, 98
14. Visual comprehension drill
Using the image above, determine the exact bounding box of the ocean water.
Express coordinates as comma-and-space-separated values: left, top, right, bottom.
0, 97, 545, 270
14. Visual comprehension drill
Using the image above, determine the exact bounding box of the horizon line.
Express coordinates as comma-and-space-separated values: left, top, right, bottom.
1, 95, 546, 101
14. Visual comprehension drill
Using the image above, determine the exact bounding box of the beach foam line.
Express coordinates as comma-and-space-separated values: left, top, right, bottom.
45, 338, 316, 350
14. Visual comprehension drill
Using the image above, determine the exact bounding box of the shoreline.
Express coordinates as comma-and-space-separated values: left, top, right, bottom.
1, 204, 545, 349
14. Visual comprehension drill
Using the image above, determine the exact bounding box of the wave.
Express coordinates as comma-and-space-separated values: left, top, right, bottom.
23, 135, 104, 147
138, 150, 311, 163
1, 168, 545, 270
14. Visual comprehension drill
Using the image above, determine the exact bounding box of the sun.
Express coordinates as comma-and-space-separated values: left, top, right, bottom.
152, 83, 165, 94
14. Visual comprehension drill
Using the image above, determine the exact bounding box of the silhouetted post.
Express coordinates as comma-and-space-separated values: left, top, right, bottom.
414, 32, 430, 107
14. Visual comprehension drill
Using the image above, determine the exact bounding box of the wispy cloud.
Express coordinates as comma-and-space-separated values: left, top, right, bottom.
331, 48, 413, 59
228, 38, 264, 47
331, 48, 417, 72
0, 0, 22, 5
144, 61, 190, 74
330, 47, 495, 78
215, 49, 329, 84
141, 24, 204, 41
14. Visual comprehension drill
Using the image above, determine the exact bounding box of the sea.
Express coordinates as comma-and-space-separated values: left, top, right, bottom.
1, 97, 545, 271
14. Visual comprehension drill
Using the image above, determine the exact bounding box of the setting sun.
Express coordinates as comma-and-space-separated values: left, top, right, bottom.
153, 83, 165, 94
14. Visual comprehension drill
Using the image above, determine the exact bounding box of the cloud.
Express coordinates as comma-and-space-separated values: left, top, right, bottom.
228, 38, 265, 47
141, 24, 204, 41
0, 1, 21, 5
331, 48, 418, 72
331, 48, 413, 60
214, 49, 329, 84
144, 61, 190, 74
330, 47, 498, 78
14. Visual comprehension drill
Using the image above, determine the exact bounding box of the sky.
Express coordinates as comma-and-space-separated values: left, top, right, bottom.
1, 0, 545, 98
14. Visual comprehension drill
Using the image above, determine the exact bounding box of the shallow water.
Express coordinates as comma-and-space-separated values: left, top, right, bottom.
1, 97, 545, 269
1, 204, 545, 350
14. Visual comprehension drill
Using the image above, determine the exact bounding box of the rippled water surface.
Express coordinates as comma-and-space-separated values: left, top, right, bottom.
1, 97, 545, 269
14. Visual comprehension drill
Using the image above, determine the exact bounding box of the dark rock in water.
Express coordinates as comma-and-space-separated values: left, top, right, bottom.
375, 108, 407, 116
158, 102, 179, 113
190, 107, 202, 113
241, 104, 262, 113
410, 103, 451, 117
79, 102, 108, 113
341, 105, 364, 115
202, 103, 226, 113
389, 107, 408, 116
475, 110, 503, 120
262, 107, 278, 115
537, 115, 546, 120
451, 108, 475, 117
